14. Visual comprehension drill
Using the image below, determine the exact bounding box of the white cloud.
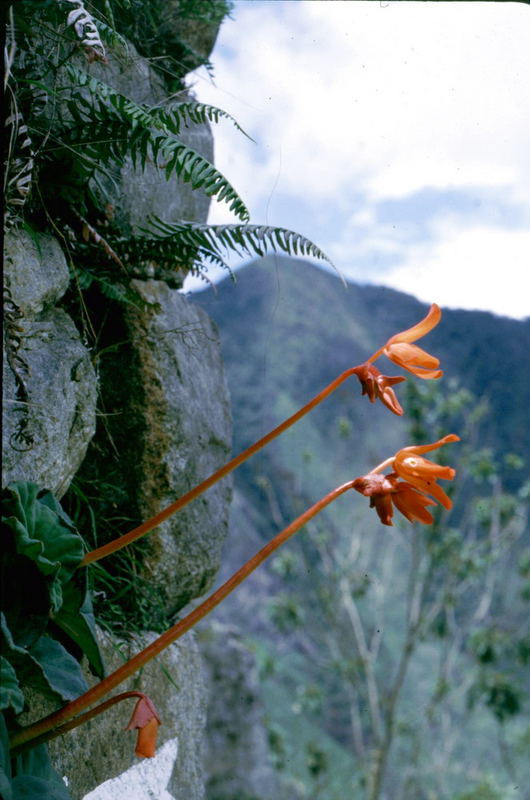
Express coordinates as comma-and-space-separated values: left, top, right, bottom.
183, 1, 530, 317
381, 222, 530, 319
193, 1, 530, 208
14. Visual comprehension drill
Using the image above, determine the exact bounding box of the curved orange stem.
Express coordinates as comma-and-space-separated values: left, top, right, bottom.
11, 480, 355, 752
11, 692, 148, 755
80, 367, 361, 566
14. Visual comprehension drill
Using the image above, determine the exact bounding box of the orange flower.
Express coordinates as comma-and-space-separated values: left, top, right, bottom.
352, 472, 436, 526
352, 363, 406, 416
352, 433, 459, 526
382, 303, 443, 379
126, 695, 161, 758
393, 434, 460, 509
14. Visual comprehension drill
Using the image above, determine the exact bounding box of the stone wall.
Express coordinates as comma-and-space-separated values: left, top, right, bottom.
3, 229, 97, 498
3, 5, 279, 799
2, 12, 229, 799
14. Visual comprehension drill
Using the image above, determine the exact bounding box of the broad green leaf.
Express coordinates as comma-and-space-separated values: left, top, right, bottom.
13, 743, 72, 800
0, 767, 12, 800
12, 775, 71, 800
1, 616, 58, 702
53, 574, 105, 679
2, 618, 87, 704
0, 553, 49, 649
2, 483, 84, 612
0, 657, 24, 714
12, 775, 72, 799
28, 637, 88, 702
0, 713, 13, 800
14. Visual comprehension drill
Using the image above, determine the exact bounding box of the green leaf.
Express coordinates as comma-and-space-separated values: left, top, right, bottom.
60, 66, 250, 221
2, 483, 84, 613
0, 714, 13, 800
0, 552, 49, 650
27, 637, 88, 703
12, 744, 72, 800
53, 574, 105, 679
131, 219, 333, 277
0, 657, 25, 714
12, 776, 70, 800
1, 617, 87, 704
0, 767, 12, 800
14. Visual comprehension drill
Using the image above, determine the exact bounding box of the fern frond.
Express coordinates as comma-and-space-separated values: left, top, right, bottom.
144, 219, 333, 266
149, 101, 254, 141
110, 218, 333, 278
61, 66, 250, 220
74, 267, 150, 309
4, 87, 34, 225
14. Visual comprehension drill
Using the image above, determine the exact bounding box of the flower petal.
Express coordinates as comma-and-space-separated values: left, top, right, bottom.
384, 343, 443, 379
385, 343, 440, 369
126, 695, 161, 758
393, 484, 436, 524
396, 472, 453, 509
353, 363, 407, 415
385, 303, 441, 346
399, 434, 460, 457
396, 455, 455, 482
352, 473, 395, 497
135, 717, 159, 758
370, 493, 394, 526
379, 385, 404, 416
126, 696, 161, 730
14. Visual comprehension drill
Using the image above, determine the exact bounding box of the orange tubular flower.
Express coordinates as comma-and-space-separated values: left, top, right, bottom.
352, 434, 459, 526
393, 434, 460, 509
382, 303, 443, 379
126, 695, 161, 758
352, 363, 406, 416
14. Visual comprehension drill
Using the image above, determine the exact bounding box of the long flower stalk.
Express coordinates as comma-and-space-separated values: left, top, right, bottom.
80, 368, 361, 565
81, 303, 442, 566
11, 480, 356, 753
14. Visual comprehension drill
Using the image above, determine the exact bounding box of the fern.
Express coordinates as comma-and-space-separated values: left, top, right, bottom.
57, 66, 250, 220
4, 88, 34, 226
149, 100, 253, 141
74, 266, 151, 309
117, 218, 334, 276
6, 1, 333, 297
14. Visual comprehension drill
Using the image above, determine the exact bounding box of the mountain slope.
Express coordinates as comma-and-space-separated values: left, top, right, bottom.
193, 256, 530, 485
191, 257, 530, 799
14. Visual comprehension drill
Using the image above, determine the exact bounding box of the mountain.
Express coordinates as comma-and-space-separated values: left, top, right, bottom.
192, 257, 530, 799
194, 256, 529, 489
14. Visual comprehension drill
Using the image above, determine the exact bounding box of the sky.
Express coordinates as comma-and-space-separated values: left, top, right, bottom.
183, 0, 530, 320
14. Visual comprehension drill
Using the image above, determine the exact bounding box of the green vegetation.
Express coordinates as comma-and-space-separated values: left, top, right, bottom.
196, 256, 530, 799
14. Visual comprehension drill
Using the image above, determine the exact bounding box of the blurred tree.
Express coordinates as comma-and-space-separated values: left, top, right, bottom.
265, 380, 529, 799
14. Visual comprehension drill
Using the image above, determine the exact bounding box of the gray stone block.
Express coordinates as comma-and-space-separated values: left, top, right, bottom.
123, 280, 233, 614
3, 231, 96, 497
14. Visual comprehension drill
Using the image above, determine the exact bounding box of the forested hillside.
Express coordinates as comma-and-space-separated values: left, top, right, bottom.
194, 256, 530, 800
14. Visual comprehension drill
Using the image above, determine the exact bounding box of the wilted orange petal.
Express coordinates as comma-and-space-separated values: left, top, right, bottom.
126, 695, 161, 759
379, 386, 404, 416
371, 493, 394, 526
397, 473, 453, 510
126, 696, 160, 730
385, 303, 441, 346
135, 717, 159, 758
352, 473, 395, 497
393, 486, 436, 524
